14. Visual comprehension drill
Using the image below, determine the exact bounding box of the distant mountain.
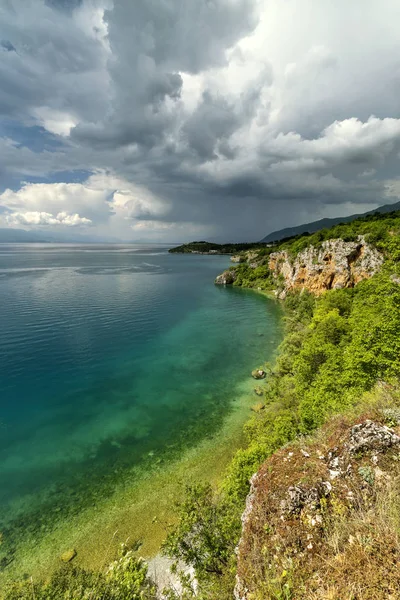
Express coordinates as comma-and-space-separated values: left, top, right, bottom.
0, 228, 121, 244
0, 228, 52, 243
260, 200, 400, 243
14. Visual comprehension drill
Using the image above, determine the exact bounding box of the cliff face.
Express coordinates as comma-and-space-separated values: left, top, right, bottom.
269, 236, 383, 297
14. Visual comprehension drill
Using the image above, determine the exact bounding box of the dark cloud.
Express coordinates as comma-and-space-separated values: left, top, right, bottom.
183, 91, 239, 159
45, 0, 83, 12
1, 0, 400, 241
106, 0, 259, 74
1, 40, 15, 52
71, 0, 259, 150
0, 0, 109, 123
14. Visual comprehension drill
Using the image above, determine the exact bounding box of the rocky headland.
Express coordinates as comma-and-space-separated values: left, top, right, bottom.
216, 236, 384, 298
268, 236, 383, 298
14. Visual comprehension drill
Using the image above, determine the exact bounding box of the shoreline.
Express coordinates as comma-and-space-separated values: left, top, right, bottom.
0, 373, 271, 585
0, 280, 283, 589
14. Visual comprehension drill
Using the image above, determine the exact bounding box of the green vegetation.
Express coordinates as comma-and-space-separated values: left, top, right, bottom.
234, 383, 400, 600
168, 241, 270, 254
3, 545, 156, 600
278, 210, 400, 259
169, 210, 400, 261
161, 211, 400, 599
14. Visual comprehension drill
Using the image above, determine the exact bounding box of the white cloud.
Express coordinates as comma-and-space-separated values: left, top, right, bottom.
0, 173, 175, 237
6, 211, 92, 227
86, 172, 170, 219
33, 108, 78, 137
0, 181, 111, 223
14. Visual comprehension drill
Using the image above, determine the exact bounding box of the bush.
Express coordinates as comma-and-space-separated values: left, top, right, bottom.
3, 546, 156, 600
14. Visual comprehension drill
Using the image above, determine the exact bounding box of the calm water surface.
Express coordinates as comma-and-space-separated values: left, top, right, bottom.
0, 244, 282, 571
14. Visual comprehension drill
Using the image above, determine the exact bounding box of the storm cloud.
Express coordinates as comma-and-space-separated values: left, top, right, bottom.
1, 0, 400, 241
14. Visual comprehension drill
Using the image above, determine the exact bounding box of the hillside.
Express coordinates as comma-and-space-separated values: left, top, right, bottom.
0, 228, 51, 243
235, 394, 400, 599
260, 199, 400, 243
0, 228, 123, 244
216, 210, 400, 296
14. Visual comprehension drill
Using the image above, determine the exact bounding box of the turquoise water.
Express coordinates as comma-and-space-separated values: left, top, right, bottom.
0, 244, 282, 573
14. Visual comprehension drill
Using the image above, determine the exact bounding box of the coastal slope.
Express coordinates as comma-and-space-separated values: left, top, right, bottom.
161, 209, 400, 600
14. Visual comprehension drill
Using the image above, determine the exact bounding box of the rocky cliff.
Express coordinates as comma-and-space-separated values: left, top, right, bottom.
216, 236, 384, 295
269, 236, 383, 297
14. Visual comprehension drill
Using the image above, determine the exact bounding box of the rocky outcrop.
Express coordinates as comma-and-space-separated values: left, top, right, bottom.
269, 236, 383, 297
347, 420, 400, 454
234, 415, 400, 599
231, 255, 245, 263
231, 250, 263, 267
215, 269, 237, 285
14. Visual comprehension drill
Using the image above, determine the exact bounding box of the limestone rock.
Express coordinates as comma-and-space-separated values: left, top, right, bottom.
215, 269, 237, 285
280, 481, 332, 518
60, 549, 77, 563
231, 254, 244, 263
269, 236, 383, 296
348, 420, 400, 454
234, 473, 258, 600
390, 274, 400, 285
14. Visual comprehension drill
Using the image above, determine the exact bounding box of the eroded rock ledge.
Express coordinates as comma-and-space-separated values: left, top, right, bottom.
269, 236, 383, 297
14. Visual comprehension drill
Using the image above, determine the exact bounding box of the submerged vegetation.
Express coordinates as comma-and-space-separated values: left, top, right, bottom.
3, 210, 400, 598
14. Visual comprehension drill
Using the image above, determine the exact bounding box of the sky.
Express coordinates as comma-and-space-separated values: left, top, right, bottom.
1, 0, 400, 242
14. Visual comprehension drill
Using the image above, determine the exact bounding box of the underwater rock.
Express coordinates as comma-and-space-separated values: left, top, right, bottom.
253, 386, 264, 396
251, 369, 266, 380
61, 549, 77, 563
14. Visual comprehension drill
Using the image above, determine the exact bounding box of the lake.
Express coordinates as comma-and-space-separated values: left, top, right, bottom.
0, 243, 282, 577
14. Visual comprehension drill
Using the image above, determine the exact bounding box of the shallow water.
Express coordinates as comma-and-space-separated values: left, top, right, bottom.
0, 244, 282, 576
